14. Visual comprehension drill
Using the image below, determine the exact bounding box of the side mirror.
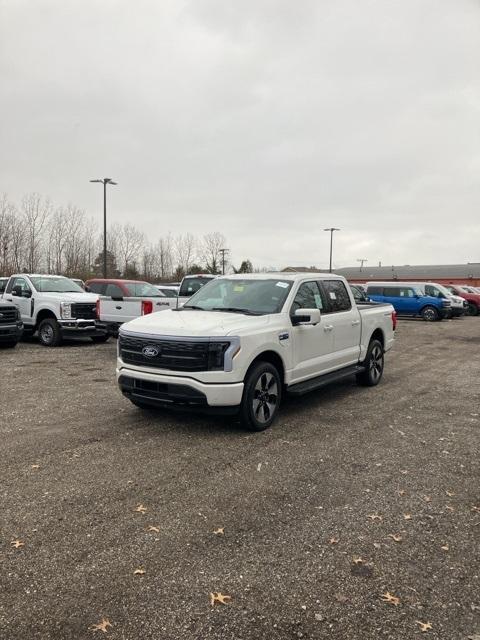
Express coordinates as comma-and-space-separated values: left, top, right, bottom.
293, 308, 321, 326
23, 289, 32, 298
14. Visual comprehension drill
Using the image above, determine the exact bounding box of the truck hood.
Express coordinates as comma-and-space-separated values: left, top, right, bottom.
121, 309, 271, 337
36, 292, 98, 303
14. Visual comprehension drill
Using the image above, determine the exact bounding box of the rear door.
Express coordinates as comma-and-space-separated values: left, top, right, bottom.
320, 279, 361, 367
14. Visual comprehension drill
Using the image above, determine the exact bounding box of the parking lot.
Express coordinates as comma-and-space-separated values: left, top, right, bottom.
1, 318, 479, 640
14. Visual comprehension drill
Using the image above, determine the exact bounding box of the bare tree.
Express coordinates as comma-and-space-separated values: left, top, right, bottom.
201, 232, 226, 274
21, 193, 51, 272
0, 194, 22, 275
175, 233, 197, 276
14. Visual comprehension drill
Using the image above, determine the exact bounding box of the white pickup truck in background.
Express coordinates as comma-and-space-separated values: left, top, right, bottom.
98, 274, 217, 334
1, 274, 108, 346
116, 273, 396, 431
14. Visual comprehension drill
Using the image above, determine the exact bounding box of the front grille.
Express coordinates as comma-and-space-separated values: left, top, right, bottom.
0, 306, 17, 324
71, 303, 97, 320
119, 335, 210, 372
119, 375, 208, 406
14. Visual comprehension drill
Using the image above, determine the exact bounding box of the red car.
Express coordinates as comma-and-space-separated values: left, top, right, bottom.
446, 285, 480, 316
85, 278, 164, 299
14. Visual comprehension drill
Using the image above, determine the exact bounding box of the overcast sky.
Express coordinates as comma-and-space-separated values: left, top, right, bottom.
1, 0, 479, 270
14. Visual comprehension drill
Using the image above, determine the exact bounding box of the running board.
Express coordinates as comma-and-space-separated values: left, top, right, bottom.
287, 365, 365, 396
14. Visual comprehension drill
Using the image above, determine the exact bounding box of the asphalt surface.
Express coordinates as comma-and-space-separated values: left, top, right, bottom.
1, 318, 479, 640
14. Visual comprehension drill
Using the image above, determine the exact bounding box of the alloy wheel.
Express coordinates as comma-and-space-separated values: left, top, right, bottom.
252, 372, 278, 424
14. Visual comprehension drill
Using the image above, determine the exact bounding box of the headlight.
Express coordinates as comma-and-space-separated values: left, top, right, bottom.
207, 341, 231, 371
60, 302, 72, 319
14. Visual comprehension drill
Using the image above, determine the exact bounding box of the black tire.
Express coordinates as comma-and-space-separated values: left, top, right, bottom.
240, 361, 282, 432
91, 334, 110, 344
37, 318, 63, 347
356, 339, 384, 387
421, 305, 440, 322
0, 340, 18, 349
466, 302, 479, 317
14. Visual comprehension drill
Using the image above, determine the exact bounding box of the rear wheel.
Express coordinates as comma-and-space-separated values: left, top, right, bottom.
466, 302, 479, 316
240, 362, 281, 432
421, 305, 440, 322
38, 318, 63, 347
357, 339, 384, 387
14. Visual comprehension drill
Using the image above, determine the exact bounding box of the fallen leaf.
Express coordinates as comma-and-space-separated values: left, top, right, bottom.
423, 496, 431, 503
147, 525, 160, 533
213, 527, 225, 535
31, 464, 40, 469
334, 592, 348, 602
404, 513, 412, 520
388, 534, 403, 542
471, 506, 480, 513
352, 556, 364, 564
373, 542, 381, 549
133, 568, 146, 575
367, 514, 383, 521
11, 540, 24, 549
445, 490, 455, 497
380, 592, 401, 606
416, 621, 432, 632
210, 592, 231, 606
329, 537, 339, 545
441, 544, 449, 551
135, 504, 147, 514
445, 505, 455, 512
398, 489, 406, 496
400, 470, 408, 475
90, 618, 112, 633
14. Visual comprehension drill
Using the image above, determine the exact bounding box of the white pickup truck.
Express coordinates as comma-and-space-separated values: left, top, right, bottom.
1, 274, 108, 346
97, 274, 216, 334
116, 273, 396, 431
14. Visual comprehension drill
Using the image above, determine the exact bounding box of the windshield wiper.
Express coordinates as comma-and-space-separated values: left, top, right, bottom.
212, 307, 262, 316
182, 304, 206, 310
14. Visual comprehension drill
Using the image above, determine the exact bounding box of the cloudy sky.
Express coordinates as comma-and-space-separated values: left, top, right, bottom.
1, 0, 479, 270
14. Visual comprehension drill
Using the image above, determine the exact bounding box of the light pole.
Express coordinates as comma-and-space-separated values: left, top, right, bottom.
324, 228, 340, 273
219, 248, 228, 275
90, 178, 117, 278
357, 258, 368, 271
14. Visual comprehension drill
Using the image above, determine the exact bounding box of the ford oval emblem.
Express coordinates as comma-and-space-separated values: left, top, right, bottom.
142, 345, 159, 358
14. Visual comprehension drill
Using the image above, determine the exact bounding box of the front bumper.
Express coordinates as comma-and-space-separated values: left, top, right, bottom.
58, 319, 107, 337
117, 366, 244, 410
0, 321, 23, 342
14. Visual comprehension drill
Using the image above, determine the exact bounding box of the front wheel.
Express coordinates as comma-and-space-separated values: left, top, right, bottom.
421, 305, 440, 322
91, 334, 110, 344
466, 302, 479, 317
240, 362, 281, 432
357, 339, 384, 387
38, 318, 63, 347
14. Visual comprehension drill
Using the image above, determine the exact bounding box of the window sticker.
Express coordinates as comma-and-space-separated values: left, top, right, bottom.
276, 281, 289, 288
233, 285, 245, 292
329, 291, 337, 299
314, 294, 322, 308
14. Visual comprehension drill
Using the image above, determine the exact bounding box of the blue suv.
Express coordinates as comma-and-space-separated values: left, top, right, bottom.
365, 282, 451, 321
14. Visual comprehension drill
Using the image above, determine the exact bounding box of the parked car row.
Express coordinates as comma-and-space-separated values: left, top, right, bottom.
350, 281, 479, 320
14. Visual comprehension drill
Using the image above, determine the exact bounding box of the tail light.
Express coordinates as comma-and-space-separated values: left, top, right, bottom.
392, 310, 397, 331
96, 299, 100, 319
141, 300, 153, 315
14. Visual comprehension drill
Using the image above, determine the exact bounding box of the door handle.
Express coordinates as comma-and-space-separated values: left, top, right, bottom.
5, 297, 12, 301
323, 324, 334, 331
352, 320, 360, 326
115, 306, 122, 310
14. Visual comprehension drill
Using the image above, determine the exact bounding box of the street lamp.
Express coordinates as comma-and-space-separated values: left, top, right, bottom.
90, 178, 117, 278
357, 258, 368, 271
324, 228, 340, 273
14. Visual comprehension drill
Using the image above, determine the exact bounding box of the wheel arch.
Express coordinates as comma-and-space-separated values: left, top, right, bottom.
245, 350, 286, 386
35, 308, 58, 329
370, 328, 385, 349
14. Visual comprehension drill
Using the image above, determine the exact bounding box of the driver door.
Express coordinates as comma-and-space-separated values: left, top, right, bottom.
289, 281, 335, 383
5, 277, 33, 322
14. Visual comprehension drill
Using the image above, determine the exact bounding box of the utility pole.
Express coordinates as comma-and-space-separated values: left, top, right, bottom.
90, 178, 117, 278
357, 258, 368, 271
219, 248, 228, 275
323, 228, 340, 273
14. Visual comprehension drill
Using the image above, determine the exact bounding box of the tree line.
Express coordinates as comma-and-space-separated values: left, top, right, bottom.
0, 193, 255, 282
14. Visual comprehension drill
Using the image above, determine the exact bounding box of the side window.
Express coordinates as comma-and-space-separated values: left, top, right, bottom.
322, 280, 352, 312
88, 282, 106, 294
10, 277, 31, 296
367, 286, 383, 295
425, 285, 440, 298
291, 281, 324, 314
383, 287, 400, 297
105, 283, 124, 297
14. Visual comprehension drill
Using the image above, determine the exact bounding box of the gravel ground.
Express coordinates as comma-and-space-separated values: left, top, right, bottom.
0, 318, 479, 640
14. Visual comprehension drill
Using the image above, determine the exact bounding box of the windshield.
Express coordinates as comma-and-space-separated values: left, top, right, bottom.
433, 283, 452, 297
30, 276, 85, 293
124, 282, 163, 297
179, 276, 215, 297
183, 278, 293, 315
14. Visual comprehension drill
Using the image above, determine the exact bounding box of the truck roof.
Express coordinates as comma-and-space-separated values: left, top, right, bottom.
219, 272, 344, 281
9, 273, 69, 279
